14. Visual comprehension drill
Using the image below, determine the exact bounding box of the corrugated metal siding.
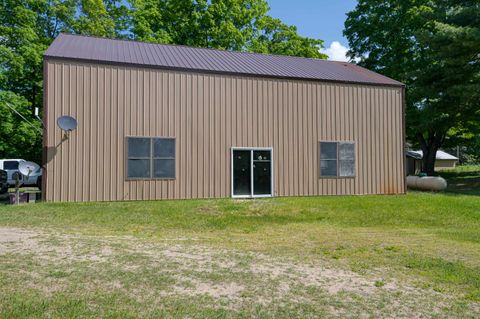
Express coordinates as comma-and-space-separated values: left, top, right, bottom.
44, 60, 405, 202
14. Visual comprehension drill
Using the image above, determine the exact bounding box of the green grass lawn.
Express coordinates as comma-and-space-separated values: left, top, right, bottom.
0, 167, 479, 318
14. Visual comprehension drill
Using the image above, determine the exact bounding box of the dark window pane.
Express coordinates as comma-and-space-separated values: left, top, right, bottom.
320, 160, 337, 176
128, 138, 150, 157
339, 143, 355, 161
339, 160, 355, 177
320, 142, 337, 160
253, 161, 271, 195
253, 151, 271, 161
153, 138, 175, 158
233, 150, 251, 196
4, 161, 19, 170
128, 159, 150, 178
153, 159, 175, 178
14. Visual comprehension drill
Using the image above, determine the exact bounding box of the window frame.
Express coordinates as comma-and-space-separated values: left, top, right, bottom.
125, 136, 176, 181
319, 141, 356, 179
231, 147, 274, 198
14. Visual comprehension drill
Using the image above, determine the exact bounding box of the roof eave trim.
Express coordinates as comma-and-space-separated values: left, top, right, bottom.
43, 55, 406, 88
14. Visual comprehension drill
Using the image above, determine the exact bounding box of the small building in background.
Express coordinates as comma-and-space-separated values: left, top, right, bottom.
406, 150, 459, 175
43, 33, 406, 202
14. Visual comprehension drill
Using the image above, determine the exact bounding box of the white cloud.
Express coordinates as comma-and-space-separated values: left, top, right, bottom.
320, 41, 350, 62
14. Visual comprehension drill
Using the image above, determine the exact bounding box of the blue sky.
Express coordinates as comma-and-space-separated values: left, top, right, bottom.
267, 0, 358, 61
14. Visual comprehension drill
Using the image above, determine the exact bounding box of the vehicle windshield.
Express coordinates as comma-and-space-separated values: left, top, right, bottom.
3, 161, 19, 170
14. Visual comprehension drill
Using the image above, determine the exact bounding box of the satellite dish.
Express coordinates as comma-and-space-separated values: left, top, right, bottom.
19, 161, 40, 178
57, 116, 78, 132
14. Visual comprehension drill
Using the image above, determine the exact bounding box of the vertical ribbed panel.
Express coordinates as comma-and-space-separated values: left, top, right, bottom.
45, 60, 405, 202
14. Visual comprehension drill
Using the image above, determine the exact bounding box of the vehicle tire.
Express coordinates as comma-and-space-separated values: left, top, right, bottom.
36, 177, 42, 190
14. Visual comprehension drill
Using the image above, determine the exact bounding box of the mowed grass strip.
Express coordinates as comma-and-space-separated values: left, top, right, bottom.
0, 192, 478, 234
0, 192, 478, 244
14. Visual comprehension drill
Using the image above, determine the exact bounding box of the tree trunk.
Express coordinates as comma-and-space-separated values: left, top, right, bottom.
421, 144, 438, 175
416, 131, 445, 176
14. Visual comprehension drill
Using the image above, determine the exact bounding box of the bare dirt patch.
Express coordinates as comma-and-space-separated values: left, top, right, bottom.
174, 278, 244, 299
0, 227, 42, 254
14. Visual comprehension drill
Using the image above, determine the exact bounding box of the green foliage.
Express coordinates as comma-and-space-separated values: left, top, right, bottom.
344, 0, 480, 174
0, 0, 77, 162
0, 91, 42, 161
129, 0, 326, 58
463, 137, 480, 164
251, 15, 326, 58
0, 0, 326, 162
0, 0, 51, 109
72, 0, 117, 36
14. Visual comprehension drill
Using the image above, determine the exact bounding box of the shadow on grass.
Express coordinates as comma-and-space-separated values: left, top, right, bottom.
438, 166, 480, 196
0, 193, 9, 205
0, 187, 42, 205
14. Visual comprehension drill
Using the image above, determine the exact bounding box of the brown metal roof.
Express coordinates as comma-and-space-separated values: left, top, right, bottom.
45, 33, 404, 87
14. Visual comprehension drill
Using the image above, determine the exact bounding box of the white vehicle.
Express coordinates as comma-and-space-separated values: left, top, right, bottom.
0, 159, 42, 188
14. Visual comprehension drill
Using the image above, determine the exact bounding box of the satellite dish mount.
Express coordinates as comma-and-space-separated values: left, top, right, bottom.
56, 115, 78, 138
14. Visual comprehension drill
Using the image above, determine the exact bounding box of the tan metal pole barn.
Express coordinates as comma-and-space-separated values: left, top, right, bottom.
43, 34, 405, 202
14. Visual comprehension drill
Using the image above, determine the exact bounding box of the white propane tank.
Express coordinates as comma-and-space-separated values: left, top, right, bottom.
406, 176, 420, 189
406, 176, 447, 191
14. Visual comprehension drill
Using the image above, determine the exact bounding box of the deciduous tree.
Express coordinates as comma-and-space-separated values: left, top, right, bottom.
129, 0, 326, 57
344, 0, 480, 175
